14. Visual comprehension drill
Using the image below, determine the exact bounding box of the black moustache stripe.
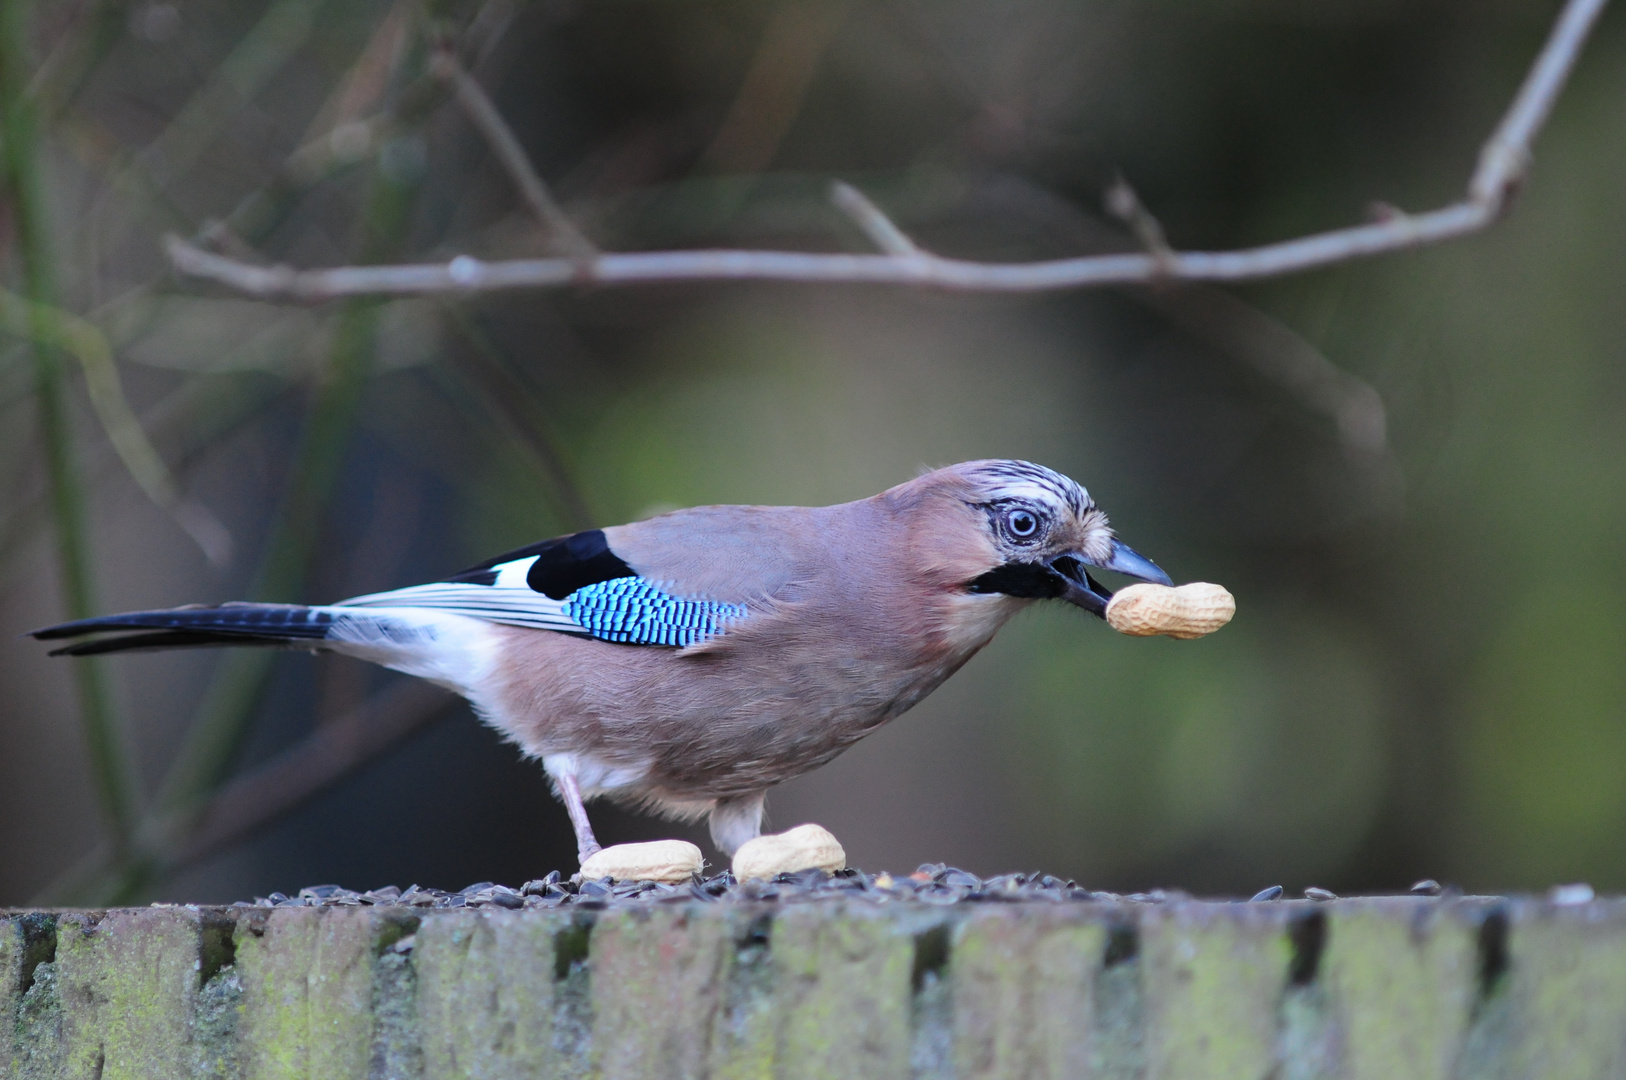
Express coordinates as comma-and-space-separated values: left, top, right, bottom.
967, 562, 1067, 599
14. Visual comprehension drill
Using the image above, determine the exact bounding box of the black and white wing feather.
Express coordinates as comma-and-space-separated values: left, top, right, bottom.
342, 529, 747, 646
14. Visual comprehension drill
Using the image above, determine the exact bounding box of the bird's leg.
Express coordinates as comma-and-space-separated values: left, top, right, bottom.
555, 771, 602, 862
709, 792, 767, 857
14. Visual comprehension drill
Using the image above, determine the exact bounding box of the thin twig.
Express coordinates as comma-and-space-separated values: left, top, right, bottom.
0, 370, 285, 589
829, 181, 922, 256
1132, 284, 1388, 456
296, 0, 413, 148
0, 288, 233, 565
34, 677, 456, 904
1103, 174, 1174, 269
157, 139, 427, 815
441, 305, 597, 531
225, 0, 418, 248
162, 679, 455, 870
463, 0, 519, 71
2, 0, 142, 861
89, 0, 336, 268
430, 50, 596, 257
133, 0, 335, 193
698, 0, 852, 174
169, 0, 1609, 300
154, 300, 381, 813
961, 172, 1399, 486
25, 0, 126, 124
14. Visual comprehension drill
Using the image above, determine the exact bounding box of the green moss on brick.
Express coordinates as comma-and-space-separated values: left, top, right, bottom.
707, 909, 777, 1080
190, 960, 243, 1080
2, 895, 1624, 1079
1140, 902, 1292, 1080
54, 909, 208, 1080
414, 908, 566, 1080
1322, 899, 1477, 1080
234, 906, 414, 1080
1501, 901, 1626, 1079
2, 916, 19, 1077
951, 906, 1105, 1080
11, 960, 62, 1080
589, 905, 732, 1079
370, 946, 420, 1080
772, 903, 913, 1080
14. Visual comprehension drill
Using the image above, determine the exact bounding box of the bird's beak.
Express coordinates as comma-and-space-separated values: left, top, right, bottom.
1049, 539, 1173, 617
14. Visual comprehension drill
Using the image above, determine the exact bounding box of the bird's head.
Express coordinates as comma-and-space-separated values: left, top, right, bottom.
897, 459, 1172, 618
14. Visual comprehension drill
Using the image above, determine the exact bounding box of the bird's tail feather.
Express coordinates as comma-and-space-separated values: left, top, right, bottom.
31, 602, 338, 656
43, 630, 314, 657
33, 602, 493, 701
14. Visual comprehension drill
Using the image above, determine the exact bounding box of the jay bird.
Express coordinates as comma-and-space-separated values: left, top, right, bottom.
33, 460, 1171, 861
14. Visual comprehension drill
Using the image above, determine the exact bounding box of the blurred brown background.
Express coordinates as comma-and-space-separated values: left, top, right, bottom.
1, 0, 1622, 906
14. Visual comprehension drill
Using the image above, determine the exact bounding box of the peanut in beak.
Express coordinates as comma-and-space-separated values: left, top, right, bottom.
1105, 582, 1235, 640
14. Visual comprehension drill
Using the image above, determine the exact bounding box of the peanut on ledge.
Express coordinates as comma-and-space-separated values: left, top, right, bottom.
578, 839, 703, 882
1105, 582, 1235, 640
732, 824, 846, 880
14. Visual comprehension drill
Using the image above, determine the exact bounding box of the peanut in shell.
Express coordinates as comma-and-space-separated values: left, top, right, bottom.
732, 823, 846, 880
1105, 582, 1235, 640
579, 839, 703, 882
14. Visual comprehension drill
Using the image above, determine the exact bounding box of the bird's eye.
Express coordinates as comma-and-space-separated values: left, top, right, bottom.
1004, 508, 1040, 539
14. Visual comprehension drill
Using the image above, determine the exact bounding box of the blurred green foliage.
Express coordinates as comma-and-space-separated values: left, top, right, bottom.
0, 0, 1622, 903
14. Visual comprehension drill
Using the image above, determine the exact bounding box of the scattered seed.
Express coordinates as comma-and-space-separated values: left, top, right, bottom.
233, 869, 1514, 911
521, 872, 561, 896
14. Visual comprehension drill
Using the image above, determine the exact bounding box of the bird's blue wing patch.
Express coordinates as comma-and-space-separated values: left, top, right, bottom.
341, 557, 745, 645
563, 577, 746, 647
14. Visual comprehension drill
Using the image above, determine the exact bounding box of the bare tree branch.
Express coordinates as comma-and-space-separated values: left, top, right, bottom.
429, 50, 596, 257
167, 0, 1608, 301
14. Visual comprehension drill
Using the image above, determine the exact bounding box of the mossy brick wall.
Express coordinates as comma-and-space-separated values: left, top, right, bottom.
3, 896, 1626, 1079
